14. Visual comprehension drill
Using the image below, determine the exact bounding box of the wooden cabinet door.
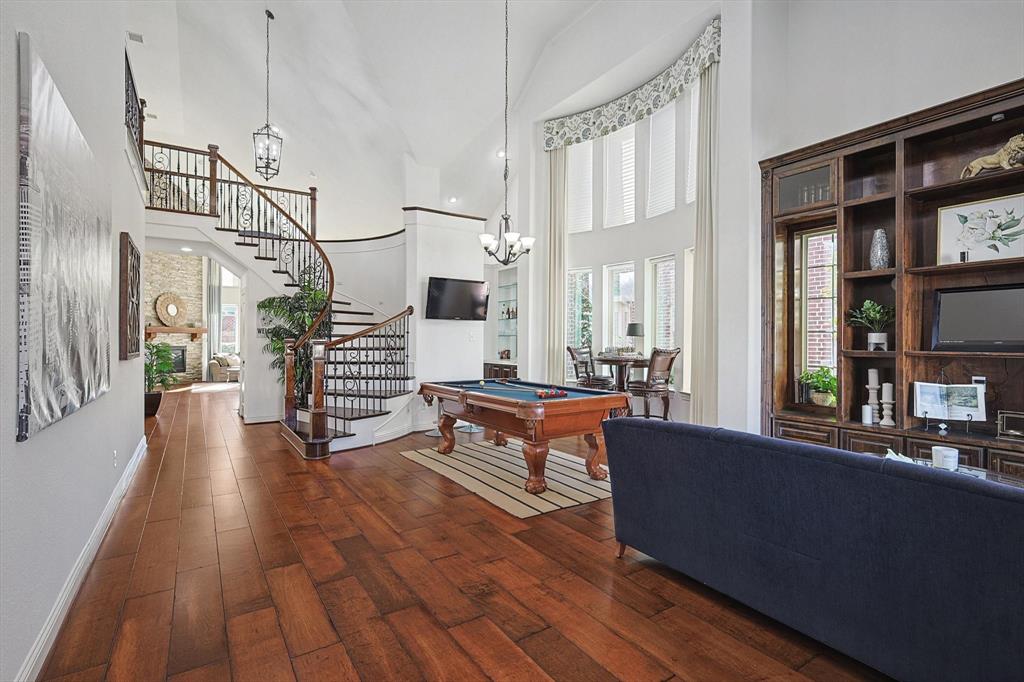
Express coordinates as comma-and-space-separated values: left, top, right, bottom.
773, 420, 838, 447
988, 448, 1024, 478
905, 439, 985, 468
840, 429, 903, 457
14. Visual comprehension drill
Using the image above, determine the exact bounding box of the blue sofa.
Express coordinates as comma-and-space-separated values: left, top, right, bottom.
602, 418, 1024, 682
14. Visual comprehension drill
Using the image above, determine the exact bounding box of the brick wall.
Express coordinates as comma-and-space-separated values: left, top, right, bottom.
805, 233, 836, 369
144, 251, 205, 382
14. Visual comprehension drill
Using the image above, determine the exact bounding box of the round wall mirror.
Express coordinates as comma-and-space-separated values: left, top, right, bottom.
155, 293, 186, 326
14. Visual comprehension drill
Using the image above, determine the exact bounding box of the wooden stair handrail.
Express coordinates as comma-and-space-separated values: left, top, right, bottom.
215, 155, 334, 352
325, 306, 414, 349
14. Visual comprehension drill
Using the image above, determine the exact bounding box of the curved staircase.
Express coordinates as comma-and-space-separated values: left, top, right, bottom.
144, 140, 414, 458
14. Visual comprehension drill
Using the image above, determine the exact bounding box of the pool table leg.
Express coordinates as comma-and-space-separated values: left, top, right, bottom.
438, 414, 457, 454
493, 431, 508, 447
583, 432, 610, 481
522, 441, 549, 494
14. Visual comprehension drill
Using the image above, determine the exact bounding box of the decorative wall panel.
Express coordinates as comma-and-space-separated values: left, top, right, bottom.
17, 33, 112, 441
119, 232, 141, 360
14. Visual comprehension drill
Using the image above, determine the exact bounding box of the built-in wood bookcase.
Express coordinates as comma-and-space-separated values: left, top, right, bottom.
760, 79, 1024, 466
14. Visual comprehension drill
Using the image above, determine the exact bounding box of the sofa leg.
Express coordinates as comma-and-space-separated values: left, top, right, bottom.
662, 394, 670, 420
616, 542, 627, 558
643, 397, 650, 419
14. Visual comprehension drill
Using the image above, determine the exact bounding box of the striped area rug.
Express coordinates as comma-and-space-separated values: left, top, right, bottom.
400, 439, 611, 518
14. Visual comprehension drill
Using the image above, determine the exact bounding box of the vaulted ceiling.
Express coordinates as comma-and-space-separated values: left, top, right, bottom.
128, 0, 595, 238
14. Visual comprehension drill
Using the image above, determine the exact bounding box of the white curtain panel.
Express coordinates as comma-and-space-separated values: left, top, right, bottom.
689, 62, 719, 425
546, 147, 568, 384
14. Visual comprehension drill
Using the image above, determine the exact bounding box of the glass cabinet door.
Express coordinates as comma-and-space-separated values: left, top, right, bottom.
774, 161, 836, 215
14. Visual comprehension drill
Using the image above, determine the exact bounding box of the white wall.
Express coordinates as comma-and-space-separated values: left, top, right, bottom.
321, 233, 407, 314
404, 209, 487, 430
0, 3, 147, 679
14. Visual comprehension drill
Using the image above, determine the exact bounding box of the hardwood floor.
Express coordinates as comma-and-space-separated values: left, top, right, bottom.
39, 386, 888, 681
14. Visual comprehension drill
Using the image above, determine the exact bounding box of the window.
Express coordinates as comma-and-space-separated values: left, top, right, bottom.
565, 268, 594, 381
795, 229, 838, 374
220, 303, 239, 354
686, 78, 700, 205
647, 255, 676, 352
566, 141, 593, 233
646, 102, 676, 218
604, 262, 636, 348
681, 247, 694, 394
604, 125, 635, 227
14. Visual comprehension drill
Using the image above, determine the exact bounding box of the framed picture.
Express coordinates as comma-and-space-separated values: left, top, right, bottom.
119, 232, 142, 360
913, 381, 986, 422
937, 192, 1024, 265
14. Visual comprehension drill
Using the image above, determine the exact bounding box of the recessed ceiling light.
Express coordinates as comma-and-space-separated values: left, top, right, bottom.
448, 196, 458, 204
180, 247, 193, 252
496, 149, 506, 158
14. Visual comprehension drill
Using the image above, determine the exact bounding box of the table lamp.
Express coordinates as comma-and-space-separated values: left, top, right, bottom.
626, 323, 644, 353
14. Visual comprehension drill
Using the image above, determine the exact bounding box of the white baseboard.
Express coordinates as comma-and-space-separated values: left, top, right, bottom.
15, 435, 147, 682
242, 413, 283, 425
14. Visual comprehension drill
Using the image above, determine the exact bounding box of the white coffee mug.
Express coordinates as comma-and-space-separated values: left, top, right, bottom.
931, 446, 959, 471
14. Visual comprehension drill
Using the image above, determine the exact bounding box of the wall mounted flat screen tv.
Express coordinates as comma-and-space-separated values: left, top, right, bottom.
425, 277, 489, 321
931, 284, 1024, 352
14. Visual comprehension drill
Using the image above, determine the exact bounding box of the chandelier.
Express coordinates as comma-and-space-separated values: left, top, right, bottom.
253, 8, 281, 180
479, 0, 534, 266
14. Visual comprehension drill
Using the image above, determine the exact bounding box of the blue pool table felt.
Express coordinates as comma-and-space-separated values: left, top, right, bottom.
440, 379, 605, 401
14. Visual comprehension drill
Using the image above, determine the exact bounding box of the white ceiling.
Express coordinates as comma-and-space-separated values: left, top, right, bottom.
128, 0, 595, 237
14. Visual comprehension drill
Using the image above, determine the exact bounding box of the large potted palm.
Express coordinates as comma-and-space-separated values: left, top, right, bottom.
145, 341, 178, 416
257, 276, 332, 408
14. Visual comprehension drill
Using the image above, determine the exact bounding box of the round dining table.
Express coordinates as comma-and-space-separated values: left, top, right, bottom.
594, 355, 649, 391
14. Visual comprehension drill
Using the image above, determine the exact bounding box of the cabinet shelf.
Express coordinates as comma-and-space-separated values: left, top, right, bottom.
905, 256, 1024, 275
904, 167, 1024, 201
905, 350, 1024, 359
842, 191, 895, 208
843, 268, 896, 280
841, 350, 896, 358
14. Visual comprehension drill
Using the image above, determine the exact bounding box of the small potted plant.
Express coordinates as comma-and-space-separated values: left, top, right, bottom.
145, 341, 178, 416
846, 299, 896, 351
798, 366, 837, 407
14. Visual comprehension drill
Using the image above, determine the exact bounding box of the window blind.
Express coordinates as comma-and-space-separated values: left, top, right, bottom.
566, 141, 593, 233
686, 78, 700, 205
651, 256, 676, 349
604, 125, 635, 227
646, 102, 676, 218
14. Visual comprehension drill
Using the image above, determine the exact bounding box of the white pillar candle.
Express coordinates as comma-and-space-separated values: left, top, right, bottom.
861, 404, 873, 425
867, 368, 880, 387
881, 382, 894, 402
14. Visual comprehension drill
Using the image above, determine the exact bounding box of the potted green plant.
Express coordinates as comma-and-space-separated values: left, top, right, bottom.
846, 299, 896, 351
257, 276, 332, 408
144, 341, 178, 416
798, 366, 837, 407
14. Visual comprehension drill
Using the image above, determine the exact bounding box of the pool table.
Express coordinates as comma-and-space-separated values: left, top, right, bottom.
418, 379, 629, 494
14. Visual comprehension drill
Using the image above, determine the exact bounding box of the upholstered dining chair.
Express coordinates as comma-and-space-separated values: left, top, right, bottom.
627, 347, 681, 419
566, 345, 615, 389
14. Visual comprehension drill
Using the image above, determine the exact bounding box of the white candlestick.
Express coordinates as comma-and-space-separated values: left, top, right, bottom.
880, 400, 896, 427
881, 382, 893, 402
867, 369, 879, 387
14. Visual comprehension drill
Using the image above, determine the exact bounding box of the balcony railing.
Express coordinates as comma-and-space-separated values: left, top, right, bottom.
124, 52, 144, 159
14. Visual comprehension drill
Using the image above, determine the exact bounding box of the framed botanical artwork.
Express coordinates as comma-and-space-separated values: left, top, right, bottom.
119, 232, 142, 360
937, 192, 1024, 265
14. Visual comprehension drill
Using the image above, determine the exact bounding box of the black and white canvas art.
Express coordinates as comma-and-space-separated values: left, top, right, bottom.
17, 33, 111, 441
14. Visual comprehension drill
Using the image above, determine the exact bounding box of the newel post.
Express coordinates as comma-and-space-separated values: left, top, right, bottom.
283, 338, 296, 423
311, 340, 327, 439
208, 144, 220, 217
309, 186, 318, 238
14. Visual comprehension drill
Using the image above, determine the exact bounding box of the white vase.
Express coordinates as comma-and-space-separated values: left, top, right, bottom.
867, 332, 888, 352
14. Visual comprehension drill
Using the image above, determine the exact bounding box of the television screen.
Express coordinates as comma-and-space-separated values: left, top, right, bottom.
425, 277, 489, 320
932, 284, 1024, 352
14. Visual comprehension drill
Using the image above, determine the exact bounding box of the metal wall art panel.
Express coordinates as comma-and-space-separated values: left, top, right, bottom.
17, 33, 111, 441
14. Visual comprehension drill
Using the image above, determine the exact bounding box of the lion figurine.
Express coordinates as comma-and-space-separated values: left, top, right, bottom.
960, 133, 1024, 179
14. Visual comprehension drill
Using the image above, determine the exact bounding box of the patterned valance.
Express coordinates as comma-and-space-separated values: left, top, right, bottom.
543, 17, 720, 152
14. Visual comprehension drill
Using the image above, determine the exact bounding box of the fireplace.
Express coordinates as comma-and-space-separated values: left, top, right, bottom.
169, 346, 186, 373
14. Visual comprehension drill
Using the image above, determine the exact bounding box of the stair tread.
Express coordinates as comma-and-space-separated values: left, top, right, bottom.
281, 417, 352, 443
333, 309, 375, 316
333, 320, 377, 325
331, 299, 352, 306
324, 389, 412, 399
324, 406, 390, 421
237, 230, 279, 240
326, 347, 406, 352
326, 359, 405, 365
325, 375, 415, 381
